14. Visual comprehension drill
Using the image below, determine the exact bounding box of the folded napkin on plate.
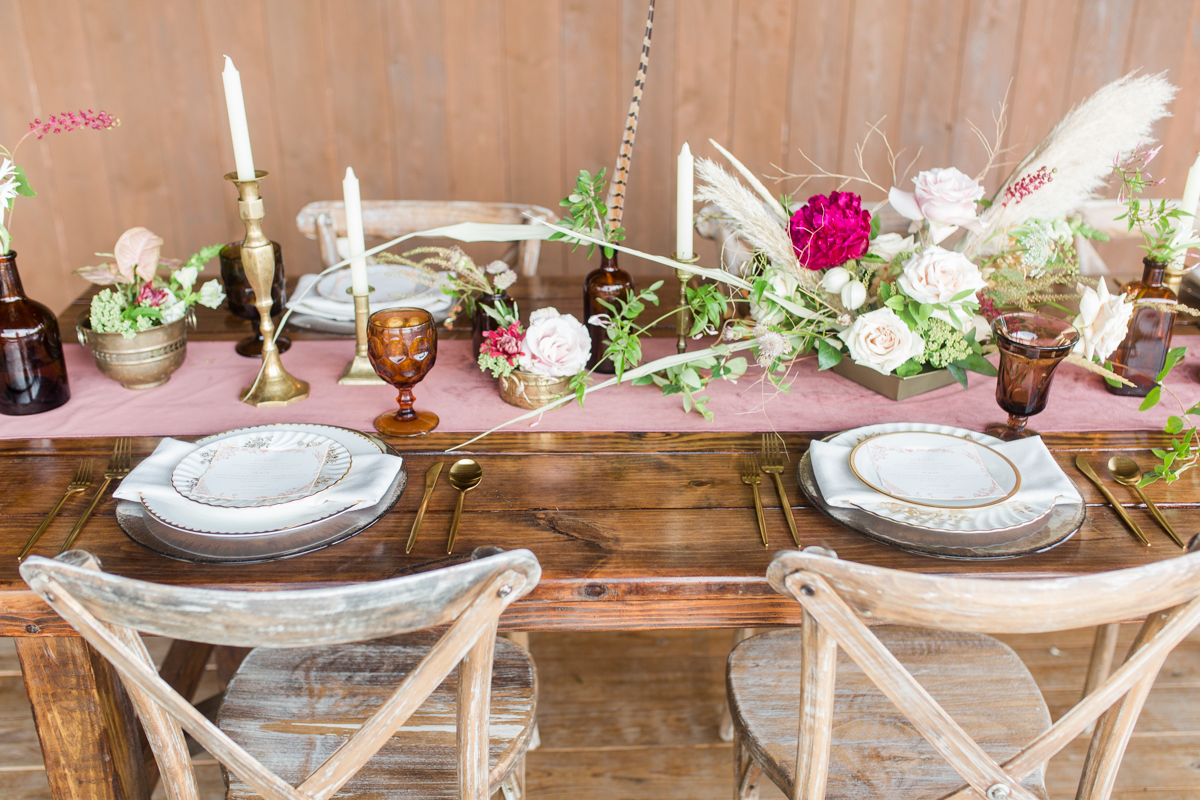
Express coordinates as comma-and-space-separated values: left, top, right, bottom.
809, 435, 1081, 510
287, 272, 451, 321
115, 438, 403, 513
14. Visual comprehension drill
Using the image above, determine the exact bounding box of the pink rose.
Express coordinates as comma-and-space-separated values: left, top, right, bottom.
889, 167, 984, 243
518, 308, 589, 377
789, 191, 872, 270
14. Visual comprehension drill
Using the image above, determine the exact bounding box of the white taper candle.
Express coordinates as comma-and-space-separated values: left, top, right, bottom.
676, 142, 694, 260
221, 56, 256, 182
342, 167, 369, 296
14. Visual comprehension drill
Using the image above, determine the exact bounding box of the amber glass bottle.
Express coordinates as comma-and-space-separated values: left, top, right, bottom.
0, 251, 70, 415
1108, 259, 1176, 397
583, 248, 634, 374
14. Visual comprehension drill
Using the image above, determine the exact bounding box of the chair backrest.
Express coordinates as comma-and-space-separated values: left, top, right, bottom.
295, 200, 557, 276
21, 548, 541, 800
766, 545, 1200, 800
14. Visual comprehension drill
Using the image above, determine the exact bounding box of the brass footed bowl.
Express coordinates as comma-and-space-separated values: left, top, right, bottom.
77, 310, 189, 390
498, 370, 573, 410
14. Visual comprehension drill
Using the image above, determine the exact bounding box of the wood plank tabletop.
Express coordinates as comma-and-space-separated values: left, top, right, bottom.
0, 429, 1190, 637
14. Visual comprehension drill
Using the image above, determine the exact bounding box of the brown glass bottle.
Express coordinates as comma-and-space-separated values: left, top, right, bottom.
583, 248, 634, 373
472, 291, 512, 360
0, 251, 70, 415
1108, 259, 1176, 397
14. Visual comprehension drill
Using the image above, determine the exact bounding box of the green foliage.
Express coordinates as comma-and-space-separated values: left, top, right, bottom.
816, 338, 842, 370
89, 288, 161, 338
478, 352, 519, 380
633, 350, 748, 420
548, 169, 625, 258
919, 318, 972, 369
597, 281, 662, 381
1137, 346, 1199, 486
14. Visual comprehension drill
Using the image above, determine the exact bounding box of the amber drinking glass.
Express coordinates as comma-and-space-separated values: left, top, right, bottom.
987, 312, 1080, 441
219, 241, 291, 358
367, 308, 439, 436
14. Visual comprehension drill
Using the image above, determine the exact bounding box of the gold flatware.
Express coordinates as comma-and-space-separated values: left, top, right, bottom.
19, 460, 93, 561
741, 454, 768, 548
1108, 455, 1184, 549
59, 438, 133, 554
761, 434, 799, 547
406, 461, 444, 554
446, 459, 483, 555
1074, 455, 1150, 547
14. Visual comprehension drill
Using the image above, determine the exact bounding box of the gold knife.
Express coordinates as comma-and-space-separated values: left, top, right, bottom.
1074, 455, 1150, 546
406, 461, 444, 554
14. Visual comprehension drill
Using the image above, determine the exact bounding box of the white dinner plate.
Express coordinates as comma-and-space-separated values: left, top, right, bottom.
316, 264, 448, 306
848, 430, 1021, 509
171, 430, 351, 509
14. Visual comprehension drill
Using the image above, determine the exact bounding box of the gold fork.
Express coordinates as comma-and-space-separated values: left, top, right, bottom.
59, 438, 132, 553
761, 434, 800, 547
19, 459, 93, 561
741, 454, 768, 547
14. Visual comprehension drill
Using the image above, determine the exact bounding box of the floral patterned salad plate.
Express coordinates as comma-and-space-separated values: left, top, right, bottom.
171, 429, 352, 509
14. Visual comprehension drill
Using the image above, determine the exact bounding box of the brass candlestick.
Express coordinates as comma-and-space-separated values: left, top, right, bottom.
226, 170, 309, 406
339, 288, 385, 384
673, 253, 699, 355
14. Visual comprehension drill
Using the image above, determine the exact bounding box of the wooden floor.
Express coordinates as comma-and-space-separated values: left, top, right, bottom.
2, 627, 1198, 799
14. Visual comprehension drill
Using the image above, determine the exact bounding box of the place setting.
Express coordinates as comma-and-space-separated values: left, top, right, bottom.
110, 424, 407, 563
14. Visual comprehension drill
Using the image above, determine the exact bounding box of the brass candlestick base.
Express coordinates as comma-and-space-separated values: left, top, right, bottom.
226, 171, 309, 406
339, 290, 385, 385
673, 253, 699, 355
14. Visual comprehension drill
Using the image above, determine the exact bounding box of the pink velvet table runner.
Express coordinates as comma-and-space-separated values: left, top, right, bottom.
2, 337, 1197, 440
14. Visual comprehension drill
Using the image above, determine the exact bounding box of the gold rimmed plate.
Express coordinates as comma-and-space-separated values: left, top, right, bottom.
848, 430, 1021, 510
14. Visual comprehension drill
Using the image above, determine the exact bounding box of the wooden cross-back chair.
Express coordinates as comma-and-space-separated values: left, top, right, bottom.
295, 200, 557, 277
727, 544, 1200, 800
20, 547, 542, 800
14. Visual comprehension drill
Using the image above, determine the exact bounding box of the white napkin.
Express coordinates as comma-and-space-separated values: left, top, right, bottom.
116, 438, 403, 525
810, 434, 1081, 511
287, 272, 452, 321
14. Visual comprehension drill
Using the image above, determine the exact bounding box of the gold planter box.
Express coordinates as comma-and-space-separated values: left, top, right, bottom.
831, 358, 960, 401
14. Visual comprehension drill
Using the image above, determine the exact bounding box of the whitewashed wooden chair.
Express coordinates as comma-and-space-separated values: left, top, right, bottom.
20, 547, 541, 800
727, 543, 1200, 800
295, 200, 557, 276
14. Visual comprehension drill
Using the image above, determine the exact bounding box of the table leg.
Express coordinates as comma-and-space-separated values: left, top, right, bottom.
16, 635, 150, 800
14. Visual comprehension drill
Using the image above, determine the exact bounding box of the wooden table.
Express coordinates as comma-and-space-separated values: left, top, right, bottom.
13, 280, 1194, 799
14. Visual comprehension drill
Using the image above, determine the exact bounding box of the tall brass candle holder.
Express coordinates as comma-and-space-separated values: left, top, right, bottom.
673, 253, 698, 355
226, 170, 309, 406
338, 288, 385, 384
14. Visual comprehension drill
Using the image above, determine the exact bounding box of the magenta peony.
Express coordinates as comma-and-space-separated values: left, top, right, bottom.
789, 191, 872, 271
482, 323, 526, 366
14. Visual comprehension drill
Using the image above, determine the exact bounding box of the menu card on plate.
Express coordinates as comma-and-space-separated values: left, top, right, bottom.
866, 440, 1003, 501
192, 443, 328, 504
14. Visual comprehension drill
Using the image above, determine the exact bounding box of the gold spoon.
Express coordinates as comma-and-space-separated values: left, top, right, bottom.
1108, 455, 1185, 549
446, 459, 483, 554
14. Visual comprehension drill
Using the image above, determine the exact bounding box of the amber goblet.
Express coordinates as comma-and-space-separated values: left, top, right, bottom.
367, 308, 439, 437
986, 312, 1080, 441
219, 241, 291, 358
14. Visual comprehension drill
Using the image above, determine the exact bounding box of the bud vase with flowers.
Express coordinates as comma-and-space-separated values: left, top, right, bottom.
75, 227, 226, 389
0, 110, 121, 414
477, 305, 591, 410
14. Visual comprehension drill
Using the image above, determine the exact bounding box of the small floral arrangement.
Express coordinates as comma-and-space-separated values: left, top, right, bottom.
78, 227, 225, 338
1, 110, 120, 254
375, 246, 517, 328
478, 307, 590, 380
1111, 143, 1200, 266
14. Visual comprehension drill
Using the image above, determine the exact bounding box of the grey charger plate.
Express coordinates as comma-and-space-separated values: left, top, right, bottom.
116, 430, 408, 563
797, 445, 1085, 560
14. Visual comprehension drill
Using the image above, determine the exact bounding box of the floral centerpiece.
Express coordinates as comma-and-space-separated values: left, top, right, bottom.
75, 227, 225, 389
479, 306, 591, 410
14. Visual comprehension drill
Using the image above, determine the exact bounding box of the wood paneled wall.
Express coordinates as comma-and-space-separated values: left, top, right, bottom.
3, 0, 1200, 313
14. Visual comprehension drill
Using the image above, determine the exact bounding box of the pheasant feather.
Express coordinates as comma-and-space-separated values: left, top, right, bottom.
604, 0, 655, 232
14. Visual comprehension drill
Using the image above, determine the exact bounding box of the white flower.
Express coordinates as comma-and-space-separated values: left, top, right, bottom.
753, 324, 790, 367
485, 260, 509, 275
197, 279, 226, 310
1073, 280, 1133, 362
839, 307, 925, 375
160, 289, 185, 323
588, 313, 611, 329
0, 159, 18, 207
751, 268, 799, 326
492, 269, 517, 291
173, 265, 199, 292
819, 266, 851, 294
840, 281, 867, 310
897, 245, 987, 331
889, 167, 984, 244
519, 308, 590, 377
867, 233, 914, 263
